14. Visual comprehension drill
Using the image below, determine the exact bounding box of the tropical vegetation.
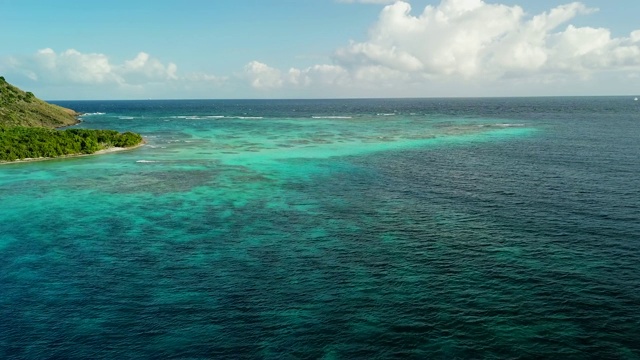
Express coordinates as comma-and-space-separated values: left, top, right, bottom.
1, 76, 144, 162
0, 126, 143, 161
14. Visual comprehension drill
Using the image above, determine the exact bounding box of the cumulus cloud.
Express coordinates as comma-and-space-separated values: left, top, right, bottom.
334, 0, 640, 81
289, 64, 349, 87
4, 48, 187, 87
28, 48, 117, 84
4, 1, 640, 98
337, 0, 397, 4
243, 61, 350, 91
1, 48, 231, 98
242, 0, 640, 96
120, 52, 178, 84
244, 61, 283, 89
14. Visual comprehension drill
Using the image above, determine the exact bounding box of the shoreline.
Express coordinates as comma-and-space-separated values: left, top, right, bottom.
0, 141, 145, 166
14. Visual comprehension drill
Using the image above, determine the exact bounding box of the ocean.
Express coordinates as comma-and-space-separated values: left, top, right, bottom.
1, 97, 639, 359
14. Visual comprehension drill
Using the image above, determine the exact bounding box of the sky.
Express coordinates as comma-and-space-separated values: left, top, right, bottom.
1, 0, 639, 100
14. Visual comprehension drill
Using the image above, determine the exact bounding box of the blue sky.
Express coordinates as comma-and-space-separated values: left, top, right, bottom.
1, 0, 639, 99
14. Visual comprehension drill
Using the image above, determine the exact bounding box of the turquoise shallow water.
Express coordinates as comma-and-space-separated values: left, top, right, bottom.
1, 98, 639, 358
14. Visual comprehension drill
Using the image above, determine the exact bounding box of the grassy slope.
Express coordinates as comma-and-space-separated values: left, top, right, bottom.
0, 76, 144, 162
0, 76, 79, 128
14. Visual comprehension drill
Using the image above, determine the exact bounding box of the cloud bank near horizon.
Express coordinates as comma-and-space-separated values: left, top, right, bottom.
2, 0, 640, 98
260, 0, 640, 92
336, 0, 397, 4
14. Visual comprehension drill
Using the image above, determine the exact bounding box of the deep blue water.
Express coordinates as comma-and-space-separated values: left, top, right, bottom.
1, 98, 639, 359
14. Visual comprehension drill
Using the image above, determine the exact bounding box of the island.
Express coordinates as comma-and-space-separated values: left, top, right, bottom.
0, 76, 144, 163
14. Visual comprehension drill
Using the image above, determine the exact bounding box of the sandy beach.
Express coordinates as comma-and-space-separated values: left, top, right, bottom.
0, 141, 145, 166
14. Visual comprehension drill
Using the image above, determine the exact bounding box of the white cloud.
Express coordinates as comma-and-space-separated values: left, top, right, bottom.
1, 48, 231, 98
337, 0, 397, 4
244, 61, 284, 89
239, 0, 640, 97
30, 48, 118, 84
243, 61, 350, 92
120, 52, 178, 84
332, 0, 640, 82
289, 64, 349, 87
4, 1, 640, 99
4, 48, 181, 86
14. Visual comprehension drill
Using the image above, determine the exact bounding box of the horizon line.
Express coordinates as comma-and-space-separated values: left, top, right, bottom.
47, 94, 640, 102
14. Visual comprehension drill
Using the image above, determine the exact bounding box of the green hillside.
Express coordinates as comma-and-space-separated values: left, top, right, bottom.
0, 76, 144, 163
0, 76, 79, 128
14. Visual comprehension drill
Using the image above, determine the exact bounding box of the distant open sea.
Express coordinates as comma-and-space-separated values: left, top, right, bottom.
1, 97, 639, 359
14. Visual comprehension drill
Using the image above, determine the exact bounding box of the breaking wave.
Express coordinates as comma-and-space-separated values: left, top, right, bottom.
311, 116, 353, 119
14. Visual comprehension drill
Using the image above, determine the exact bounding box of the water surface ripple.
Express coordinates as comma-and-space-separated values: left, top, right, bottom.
1, 98, 639, 359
